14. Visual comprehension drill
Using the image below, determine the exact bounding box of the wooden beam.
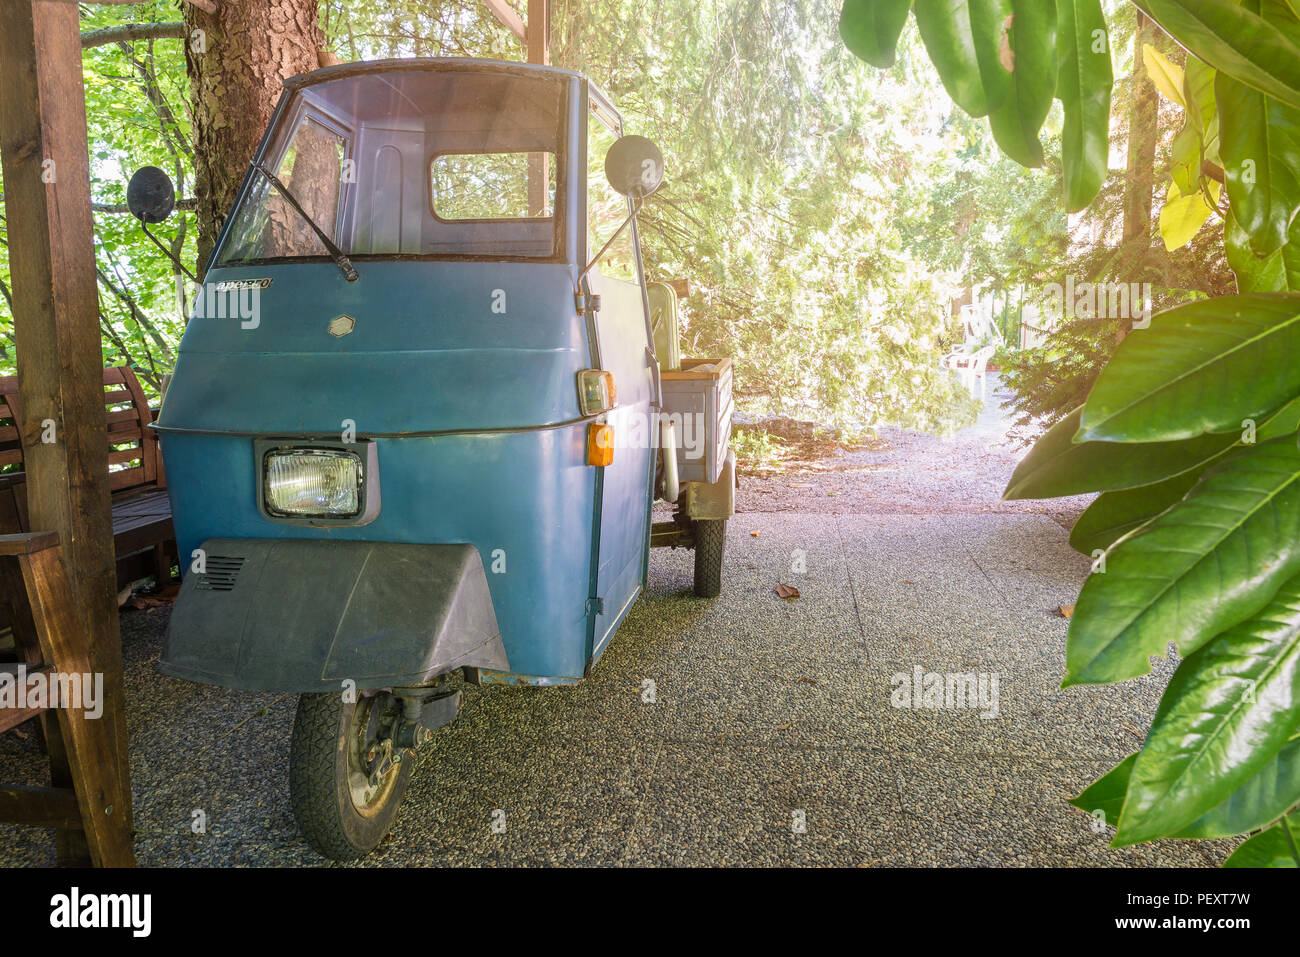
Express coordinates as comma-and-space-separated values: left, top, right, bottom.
0, 785, 83, 831
0, 0, 133, 859
526, 0, 550, 65
17, 543, 136, 866
483, 0, 527, 42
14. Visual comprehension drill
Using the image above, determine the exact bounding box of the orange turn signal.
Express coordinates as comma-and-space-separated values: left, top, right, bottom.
587, 423, 614, 467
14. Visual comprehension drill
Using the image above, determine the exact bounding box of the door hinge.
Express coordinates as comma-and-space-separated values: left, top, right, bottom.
585, 597, 605, 616
575, 292, 602, 316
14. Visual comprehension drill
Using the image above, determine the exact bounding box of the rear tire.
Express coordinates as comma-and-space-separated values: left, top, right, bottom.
289, 691, 413, 861
693, 519, 726, 598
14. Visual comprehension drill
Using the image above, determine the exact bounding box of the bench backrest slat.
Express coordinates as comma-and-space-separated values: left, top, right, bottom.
0, 366, 162, 493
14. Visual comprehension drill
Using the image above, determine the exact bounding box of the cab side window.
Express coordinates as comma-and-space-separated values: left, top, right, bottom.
587, 113, 637, 282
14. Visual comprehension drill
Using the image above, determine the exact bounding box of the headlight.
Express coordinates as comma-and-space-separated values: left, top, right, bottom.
263, 448, 362, 518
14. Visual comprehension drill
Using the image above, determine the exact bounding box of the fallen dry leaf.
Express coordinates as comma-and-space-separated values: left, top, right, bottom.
1055, 604, 1075, 619
775, 583, 801, 599
795, 676, 817, 686
751, 530, 761, 537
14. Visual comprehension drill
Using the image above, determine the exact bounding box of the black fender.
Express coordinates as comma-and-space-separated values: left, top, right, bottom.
159, 539, 508, 693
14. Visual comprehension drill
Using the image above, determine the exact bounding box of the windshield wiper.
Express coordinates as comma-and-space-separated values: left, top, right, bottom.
253, 164, 359, 282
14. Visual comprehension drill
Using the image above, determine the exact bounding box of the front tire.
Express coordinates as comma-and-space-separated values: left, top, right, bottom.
693, 519, 726, 598
289, 691, 413, 861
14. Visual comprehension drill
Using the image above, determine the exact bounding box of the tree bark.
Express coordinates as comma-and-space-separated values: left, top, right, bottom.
1122, 11, 1159, 244
183, 0, 325, 273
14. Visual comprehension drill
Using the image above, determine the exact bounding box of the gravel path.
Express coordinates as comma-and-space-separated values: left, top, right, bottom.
0, 380, 1229, 867
735, 376, 1094, 529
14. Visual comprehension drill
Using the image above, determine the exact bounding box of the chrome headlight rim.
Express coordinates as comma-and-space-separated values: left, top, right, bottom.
254, 439, 382, 527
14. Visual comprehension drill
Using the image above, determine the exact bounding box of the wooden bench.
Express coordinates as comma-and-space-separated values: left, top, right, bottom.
0, 366, 176, 590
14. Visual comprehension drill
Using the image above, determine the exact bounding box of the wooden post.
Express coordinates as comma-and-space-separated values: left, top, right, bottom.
526, 0, 550, 65
525, 0, 551, 216
0, 0, 133, 862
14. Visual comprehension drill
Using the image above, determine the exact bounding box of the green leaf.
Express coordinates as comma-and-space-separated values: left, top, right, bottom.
1142, 43, 1185, 107
986, 0, 1057, 167
1071, 740, 1300, 840
1069, 469, 1202, 554
840, 0, 915, 69
1077, 293, 1300, 443
913, 0, 992, 116
1064, 437, 1300, 686
1169, 121, 1204, 198
1179, 734, 1300, 839
1131, 0, 1300, 112
1055, 0, 1112, 211
967, 0, 1015, 114
1228, 209, 1300, 291
1159, 179, 1220, 251
1216, 69, 1300, 256
1004, 405, 1242, 500
1068, 752, 1136, 828
1116, 574, 1300, 843
1223, 813, 1300, 866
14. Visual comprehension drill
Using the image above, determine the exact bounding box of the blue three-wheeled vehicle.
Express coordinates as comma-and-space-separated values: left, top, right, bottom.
128, 58, 735, 858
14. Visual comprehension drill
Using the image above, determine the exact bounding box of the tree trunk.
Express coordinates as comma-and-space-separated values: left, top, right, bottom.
183, 0, 326, 273
1122, 11, 1159, 244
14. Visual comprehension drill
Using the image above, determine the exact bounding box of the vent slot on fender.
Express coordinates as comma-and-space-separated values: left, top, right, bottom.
195, 556, 245, 591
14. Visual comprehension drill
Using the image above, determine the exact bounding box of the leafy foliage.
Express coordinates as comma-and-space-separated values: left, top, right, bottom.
846, 0, 1300, 864
0, 1, 195, 394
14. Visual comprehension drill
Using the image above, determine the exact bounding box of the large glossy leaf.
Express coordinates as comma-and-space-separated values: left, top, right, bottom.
913, 0, 991, 116
1070, 739, 1300, 840
1068, 397, 1300, 551
1076, 293, 1300, 443
1005, 406, 1243, 500
1069, 469, 1201, 554
1228, 210, 1300, 291
1068, 752, 1135, 827
1063, 437, 1300, 686
1179, 735, 1300, 839
1223, 813, 1300, 866
1116, 574, 1300, 843
1055, 0, 1112, 211
1217, 70, 1300, 256
840, 0, 915, 69
986, 0, 1057, 167
1131, 0, 1300, 112
966, 0, 1014, 114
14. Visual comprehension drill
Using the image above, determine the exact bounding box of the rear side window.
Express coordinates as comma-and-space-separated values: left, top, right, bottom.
431, 151, 556, 221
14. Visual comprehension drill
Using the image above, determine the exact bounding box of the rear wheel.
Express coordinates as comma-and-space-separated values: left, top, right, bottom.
289, 691, 413, 860
693, 518, 726, 597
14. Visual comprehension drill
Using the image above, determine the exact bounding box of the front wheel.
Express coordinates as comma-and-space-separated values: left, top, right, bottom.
693, 519, 727, 598
289, 691, 413, 860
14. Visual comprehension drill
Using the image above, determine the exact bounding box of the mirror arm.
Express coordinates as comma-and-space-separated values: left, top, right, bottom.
140, 220, 198, 284
578, 195, 643, 284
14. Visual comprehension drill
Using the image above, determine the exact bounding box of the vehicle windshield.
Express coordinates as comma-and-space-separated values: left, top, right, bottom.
215, 68, 565, 266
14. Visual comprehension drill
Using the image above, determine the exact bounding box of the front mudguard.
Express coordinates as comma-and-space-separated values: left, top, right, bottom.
159, 539, 508, 693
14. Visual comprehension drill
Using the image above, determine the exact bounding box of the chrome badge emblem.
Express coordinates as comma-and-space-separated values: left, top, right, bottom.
328, 314, 356, 337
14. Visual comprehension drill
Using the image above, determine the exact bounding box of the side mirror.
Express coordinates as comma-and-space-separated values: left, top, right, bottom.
126, 166, 176, 223
605, 135, 664, 198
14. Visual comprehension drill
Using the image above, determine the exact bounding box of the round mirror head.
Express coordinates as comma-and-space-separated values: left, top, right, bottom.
605, 135, 664, 198
126, 166, 176, 223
